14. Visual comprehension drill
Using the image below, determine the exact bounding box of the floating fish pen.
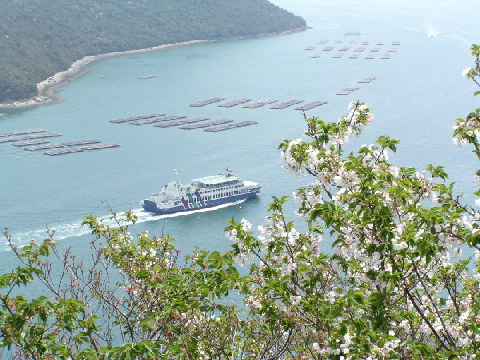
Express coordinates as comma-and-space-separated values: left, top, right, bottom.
370, 47, 381, 52
336, 88, 359, 95
304, 46, 316, 51
348, 53, 360, 59
131, 115, 186, 125
204, 121, 258, 132
381, 53, 392, 59
138, 75, 157, 80
358, 76, 377, 83
339, 47, 350, 51
61, 140, 101, 147
360, 41, 370, 45
44, 148, 85, 156
154, 121, 188, 128
82, 143, 120, 151
295, 101, 327, 111
375, 41, 385, 45
190, 98, 225, 107
317, 40, 329, 44
0, 136, 26, 144
1, 132, 63, 143
0, 129, 45, 138
218, 99, 251, 108
388, 48, 398, 52
110, 113, 165, 123
270, 100, 303, 109
180, 119, 233, 130
365, 54, 376, 59
243, 100, 277, 109
24, 143, 65, 151
332, 53, 344, 59
153, 117, 209, 128
24, 132, 62, 140
354, 47, 366, 52
43, 143, 120, 156
392, 41, 401, 45
348, 41, 357, 44
12, 139, 50, 147
322, 46, 335, 51
310, 54, 322, 58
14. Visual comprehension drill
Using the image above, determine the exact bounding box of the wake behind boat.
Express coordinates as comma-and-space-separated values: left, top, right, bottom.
142, 169, 261, 215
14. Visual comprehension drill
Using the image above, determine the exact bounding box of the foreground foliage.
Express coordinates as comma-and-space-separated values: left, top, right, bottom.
1, 46, 479, 359
0, 0, 305, 103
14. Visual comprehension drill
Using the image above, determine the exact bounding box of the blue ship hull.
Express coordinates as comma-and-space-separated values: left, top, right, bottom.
143, 190, 259, 215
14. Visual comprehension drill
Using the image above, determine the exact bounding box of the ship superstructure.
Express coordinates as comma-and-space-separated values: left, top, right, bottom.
143, 169, 261, 215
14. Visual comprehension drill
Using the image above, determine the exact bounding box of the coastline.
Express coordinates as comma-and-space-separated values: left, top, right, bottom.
0, 28, 306, 110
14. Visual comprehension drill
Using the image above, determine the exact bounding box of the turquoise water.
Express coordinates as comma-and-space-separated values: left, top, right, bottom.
1, 0, 480, 270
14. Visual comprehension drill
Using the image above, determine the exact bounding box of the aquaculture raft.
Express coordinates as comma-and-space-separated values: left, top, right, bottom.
190, 98, 225, 107
204, 121, 258, 132
295, 101, 327, 111
218, 99, 251, 108
243, 100, 277, 109
110, 113, 164, 123
270, 100, 303, 109
180, 119, 233, 130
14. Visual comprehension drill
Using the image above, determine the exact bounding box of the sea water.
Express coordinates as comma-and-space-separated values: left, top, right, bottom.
1, 0, 479, 272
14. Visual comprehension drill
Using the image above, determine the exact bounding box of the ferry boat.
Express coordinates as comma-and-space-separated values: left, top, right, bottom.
142, 169, 261, 215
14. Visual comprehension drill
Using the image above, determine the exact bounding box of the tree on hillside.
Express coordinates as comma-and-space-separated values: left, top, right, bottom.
1, 45, 479, 359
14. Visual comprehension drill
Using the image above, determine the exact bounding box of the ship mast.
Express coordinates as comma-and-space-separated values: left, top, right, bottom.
174, 169, 182, 185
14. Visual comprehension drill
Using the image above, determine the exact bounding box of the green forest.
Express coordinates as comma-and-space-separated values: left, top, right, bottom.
0, 0, 306, 103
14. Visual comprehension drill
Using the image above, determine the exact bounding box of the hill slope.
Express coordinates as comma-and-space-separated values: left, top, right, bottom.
0, 0, 306, 103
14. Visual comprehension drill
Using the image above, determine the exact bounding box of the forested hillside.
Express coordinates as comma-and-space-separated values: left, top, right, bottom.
0, 0, 306, 103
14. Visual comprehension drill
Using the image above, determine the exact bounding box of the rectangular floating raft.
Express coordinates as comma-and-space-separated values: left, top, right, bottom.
294, 101, 327, 111
110, 113, 165, 123
357, 76, 377, 83
24, 143, 65, 151
218, 99, 251, 108
131, 115, 186, 125
270, 100, 303, 109
0, 129, 45, 138
81, 143, 120, 151
154, 117, 210, 128
243, 100, 277, 109
190, 98, 225, 107
180, 119, 233, 130
61, 140, 101, 147
204, 121, 258, 132
12, 139, 50, 147
336, 88, 359, 95
0, 132, 62, 143
44, 148, 85, 156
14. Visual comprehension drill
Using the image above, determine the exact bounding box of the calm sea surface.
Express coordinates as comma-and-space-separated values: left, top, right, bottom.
1, 0, 479, 271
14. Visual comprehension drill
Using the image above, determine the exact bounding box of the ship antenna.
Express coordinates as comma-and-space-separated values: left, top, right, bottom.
174, 168, 182, 185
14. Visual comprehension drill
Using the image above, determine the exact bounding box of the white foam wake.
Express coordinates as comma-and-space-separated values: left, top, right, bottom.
1, 200, 246, 252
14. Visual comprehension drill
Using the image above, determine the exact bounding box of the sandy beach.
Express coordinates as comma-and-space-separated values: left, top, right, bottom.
0, 28, 306, 111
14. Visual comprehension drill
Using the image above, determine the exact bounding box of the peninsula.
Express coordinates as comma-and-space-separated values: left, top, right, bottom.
0, 0, 306, 108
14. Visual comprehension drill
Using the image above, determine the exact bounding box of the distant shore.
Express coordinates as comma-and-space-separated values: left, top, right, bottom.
0, 40, 212, 110
0, 28, 306, 110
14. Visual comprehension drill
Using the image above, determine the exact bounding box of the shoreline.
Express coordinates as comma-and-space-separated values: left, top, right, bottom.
0, 28, 306, 110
